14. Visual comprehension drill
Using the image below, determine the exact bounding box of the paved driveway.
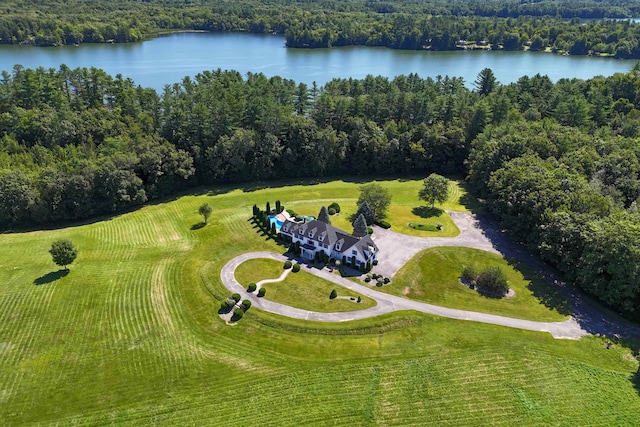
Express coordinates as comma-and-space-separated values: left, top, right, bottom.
371, 211, 497, 278
220, 211, 640, 340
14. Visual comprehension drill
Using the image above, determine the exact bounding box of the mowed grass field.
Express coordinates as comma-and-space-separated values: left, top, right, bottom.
0, 178, 639, 425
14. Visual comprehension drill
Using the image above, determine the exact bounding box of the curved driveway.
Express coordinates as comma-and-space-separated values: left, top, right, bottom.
221, 212, 640, 340
221, 251, 585, 339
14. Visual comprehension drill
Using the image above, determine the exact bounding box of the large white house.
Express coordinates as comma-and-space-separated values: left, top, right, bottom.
279, 219, 378, 268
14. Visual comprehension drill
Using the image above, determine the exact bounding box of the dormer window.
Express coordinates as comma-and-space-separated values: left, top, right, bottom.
309, 227, 317, 239
335, 239, 344, 251
318, 231, 326, 242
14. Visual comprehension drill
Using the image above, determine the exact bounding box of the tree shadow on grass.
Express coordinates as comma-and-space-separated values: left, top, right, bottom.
506, 258, 572, 316
411, 206, 443, 219
190, 222, 206, 230
34, 269, 69, 286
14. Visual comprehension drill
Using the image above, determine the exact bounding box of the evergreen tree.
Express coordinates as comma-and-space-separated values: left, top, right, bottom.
352, 213, 368, 237
353, 201, 375, 225
317, 206, 331, 224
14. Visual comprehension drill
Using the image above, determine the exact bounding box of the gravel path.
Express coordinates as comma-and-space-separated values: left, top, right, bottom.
220, 211, 640, 340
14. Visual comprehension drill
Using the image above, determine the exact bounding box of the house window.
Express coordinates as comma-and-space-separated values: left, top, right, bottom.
352, 250, 357, 255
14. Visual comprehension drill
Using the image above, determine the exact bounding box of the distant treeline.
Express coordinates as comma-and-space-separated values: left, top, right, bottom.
1, 64, 640, 315
5, 1, 640, 58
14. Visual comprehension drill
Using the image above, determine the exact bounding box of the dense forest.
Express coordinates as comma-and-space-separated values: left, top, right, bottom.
1, 64, 640, 316
5, 1, 640, 57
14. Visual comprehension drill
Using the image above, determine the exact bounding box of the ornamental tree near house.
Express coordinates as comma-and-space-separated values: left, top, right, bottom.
353, 201, 375, 225
352, 213, 368, 238
356, 183, 391, 222
317, 206, 331, 224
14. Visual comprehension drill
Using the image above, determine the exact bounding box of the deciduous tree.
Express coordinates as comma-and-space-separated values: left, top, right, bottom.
49, 239, 77, 270
199, 203, 213, 224
419, 174, 450, 208
357, 183, 391, 221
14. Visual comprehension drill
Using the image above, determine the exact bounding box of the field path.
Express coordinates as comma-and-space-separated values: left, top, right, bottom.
221, 211, 640, 340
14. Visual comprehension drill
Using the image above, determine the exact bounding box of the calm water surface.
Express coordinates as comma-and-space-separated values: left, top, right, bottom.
0, 32, 633, 90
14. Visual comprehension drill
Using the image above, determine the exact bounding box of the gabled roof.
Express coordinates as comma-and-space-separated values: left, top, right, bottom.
280, 219, 378, 255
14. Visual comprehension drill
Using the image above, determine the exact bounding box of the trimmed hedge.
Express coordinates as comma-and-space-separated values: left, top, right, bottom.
284, 260, 292, 269
232, 293, 241, 302
242, 299, 252, 310
328, 202, 341, 213
292, 263, 301, 273
232, 308, 244, 320
258, 287, 266, 297
375, 220, 391, 229
247, 283, 257, 292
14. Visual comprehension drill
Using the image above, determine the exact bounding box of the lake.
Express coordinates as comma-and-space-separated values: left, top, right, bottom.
0, 32, 633, 91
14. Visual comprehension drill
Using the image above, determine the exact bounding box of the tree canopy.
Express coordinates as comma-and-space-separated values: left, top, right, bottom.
419, 174, 450, 208
356, 184, 392, 222
317, 206, 331, 224
352, 213, 368, 238
199, 203, 213, 224
49, 240, 77, 270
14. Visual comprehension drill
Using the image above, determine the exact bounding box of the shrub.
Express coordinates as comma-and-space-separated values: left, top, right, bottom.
372, 260, 378, 266
328, 202, 341, 213
330, 289, 337, 299
476, 266, 509, 295
383, 277, 390, 284
232, 308, 244, 320
364, 277, 371, 283
284, 260, 292, 269
257, 287, 266, 297
376, 281, 384, 287
242, 299, 252, 310
357, 296, 362, 303
372, 273, 379, 280
247, 283, 257, 292
375, 220, 391, 229
461, 266, 478, 284
367, 227, 374, 235
292, 263, 301, 272
328, 208, 336, 215
286, 209, 297, 217
232, 293, 241, 302
436, 223, 443, 231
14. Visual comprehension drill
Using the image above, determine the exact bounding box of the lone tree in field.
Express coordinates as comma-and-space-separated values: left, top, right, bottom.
199, 203, 213, 224
352, 213, 368, 238
419, 174, 450, 208
49, 240, 77, 270
357, 183, 391, 222
317, 206, 331, 224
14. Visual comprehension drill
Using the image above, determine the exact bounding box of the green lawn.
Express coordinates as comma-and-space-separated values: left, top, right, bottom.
235, 258, 284, 286
0, 177, 638, 425
292, 179, 468, 237
380, 246, 571, 322
260, 267, 375, 312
